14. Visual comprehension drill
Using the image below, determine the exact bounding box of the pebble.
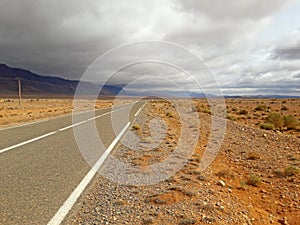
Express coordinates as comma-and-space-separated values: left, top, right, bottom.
278, 217, 289, 225
217, 180, 226, 187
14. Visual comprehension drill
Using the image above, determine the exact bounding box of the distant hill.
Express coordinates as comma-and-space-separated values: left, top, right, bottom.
0, 64, 123, 98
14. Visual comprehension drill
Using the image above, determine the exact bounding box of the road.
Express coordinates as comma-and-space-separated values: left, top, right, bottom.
0, 101, 144, 225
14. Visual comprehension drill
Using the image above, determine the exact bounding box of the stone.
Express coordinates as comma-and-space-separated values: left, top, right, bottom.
217, 180, 226, 187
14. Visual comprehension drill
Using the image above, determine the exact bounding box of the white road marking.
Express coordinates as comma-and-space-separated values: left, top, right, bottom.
94, 112, 110, 119
0, 108, 104, 131
0, 109, 104, 131
134, 102, 146, 117
0, 116, 101, 154
0, 131, 57, 154
134, 107, 142, 117
0, 104, 124, 131
57, 120, 86, 132
47, 122, 131, 225
0, 103, 141, 155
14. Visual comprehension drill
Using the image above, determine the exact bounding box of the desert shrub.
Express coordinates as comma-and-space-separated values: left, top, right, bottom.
202, 108, 211, 115
238, 109, 248, 115
227, 115, 238, 121
247, 152, 260, 160
231, 107, 238, 112
246, 173, 261, 186
253, 113, 261, 118
281, 105, 288, 111
274, 169, 284, 177
239, 181, 247, 190
283, 166, 299, 176
195, 105, 202, 112
274, 166, 299, 177
179, 219, 197, 225
196, 104, 210, 113
216, 170, 234, 178
283, 115, 298, 129
166, 112, 173, 117
132, 124, 141, 130
259, 123, 274, 130
282, 100, 287, 104
266, 113, 283, 130
254, 104, 267, 111
296, 126, 300, 131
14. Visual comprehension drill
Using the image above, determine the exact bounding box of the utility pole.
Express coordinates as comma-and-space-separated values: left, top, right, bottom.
18, 78, 21, 106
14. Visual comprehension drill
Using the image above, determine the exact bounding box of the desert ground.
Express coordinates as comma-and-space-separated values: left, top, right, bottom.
1, 98, 299, 224
63, 98, 299, 225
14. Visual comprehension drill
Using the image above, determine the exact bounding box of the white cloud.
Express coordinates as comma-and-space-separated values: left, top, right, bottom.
273, 29, 300, 60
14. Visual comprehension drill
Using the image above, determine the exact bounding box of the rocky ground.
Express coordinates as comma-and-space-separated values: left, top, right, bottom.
64, 99, 300, 225
194, 98, 300, 138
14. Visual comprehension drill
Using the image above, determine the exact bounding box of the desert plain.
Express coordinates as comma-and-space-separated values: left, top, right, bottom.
1, 98, 299, 225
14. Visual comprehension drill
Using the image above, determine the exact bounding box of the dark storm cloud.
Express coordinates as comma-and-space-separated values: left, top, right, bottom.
0, 0, 134, 78
0, 0, 298, 95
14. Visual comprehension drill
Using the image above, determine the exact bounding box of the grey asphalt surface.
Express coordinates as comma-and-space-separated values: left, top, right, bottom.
0, 101, 144, 225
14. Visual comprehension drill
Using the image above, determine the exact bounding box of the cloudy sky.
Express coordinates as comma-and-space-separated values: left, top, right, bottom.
0, 0, 300, 96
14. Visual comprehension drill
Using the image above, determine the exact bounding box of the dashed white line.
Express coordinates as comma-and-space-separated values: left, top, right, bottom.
47, 122, 131, 225
134, 102, 146, 117
0, 103, 140, 155
0, 131, 57, 154
0, 104, 124, 131
94, 112, 110, 119
134, 107, 142, 117
0, 113, 107, 154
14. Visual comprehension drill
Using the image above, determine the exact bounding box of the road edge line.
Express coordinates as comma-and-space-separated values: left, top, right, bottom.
47, 122, 131, 225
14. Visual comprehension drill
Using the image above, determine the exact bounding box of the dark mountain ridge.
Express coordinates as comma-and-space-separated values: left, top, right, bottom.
0, 64, 122, 97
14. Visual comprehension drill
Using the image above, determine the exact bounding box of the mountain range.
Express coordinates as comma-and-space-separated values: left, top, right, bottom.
0, 64, 122, 98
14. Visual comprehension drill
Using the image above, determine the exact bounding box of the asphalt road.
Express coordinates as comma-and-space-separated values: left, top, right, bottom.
0, 101, 144, 225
